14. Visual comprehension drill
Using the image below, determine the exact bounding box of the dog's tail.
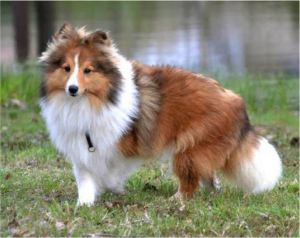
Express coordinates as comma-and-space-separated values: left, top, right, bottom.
222, 130, 282, 193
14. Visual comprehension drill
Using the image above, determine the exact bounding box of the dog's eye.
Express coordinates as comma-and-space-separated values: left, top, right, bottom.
84, 69, 91, 74
64, 66, 71, 72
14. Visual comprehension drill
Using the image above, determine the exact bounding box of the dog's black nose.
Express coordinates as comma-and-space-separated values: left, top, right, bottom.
69, 85, 79, 94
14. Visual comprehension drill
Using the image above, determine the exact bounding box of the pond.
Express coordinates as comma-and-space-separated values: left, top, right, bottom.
1, 1, 299, 75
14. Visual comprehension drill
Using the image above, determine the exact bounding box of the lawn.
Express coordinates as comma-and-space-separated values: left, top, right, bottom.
1, 67, 299, 237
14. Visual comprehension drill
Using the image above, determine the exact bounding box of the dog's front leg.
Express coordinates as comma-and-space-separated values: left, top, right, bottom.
73, 164, 99, 206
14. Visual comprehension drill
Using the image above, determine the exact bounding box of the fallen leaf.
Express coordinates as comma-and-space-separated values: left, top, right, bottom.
113, 201, 122, 207
144, 212, 152, 224
5, 173, 11, 180
8, 218, 19, 229
105, 202, 113, 209
11, 99, 27, 110
179, 200, 186, 212
265, 225, 277, 231
39, 220, 48, 227
210, 229, 219, 236
14, 229, 28, 237
127, 204, 138, 211
55, 221, 65, 231
8, 228, 19, 237
105, 201, 123, 210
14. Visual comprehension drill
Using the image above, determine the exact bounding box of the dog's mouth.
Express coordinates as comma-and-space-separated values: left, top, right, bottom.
68, 92, 80, 97
67, 88, 89, 97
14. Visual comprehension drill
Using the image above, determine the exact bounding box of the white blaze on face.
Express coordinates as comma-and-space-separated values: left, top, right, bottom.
66, 54, 80, 95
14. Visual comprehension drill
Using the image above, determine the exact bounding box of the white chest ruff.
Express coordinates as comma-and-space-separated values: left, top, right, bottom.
41, 94, 121, 158
40, 93, 142, 190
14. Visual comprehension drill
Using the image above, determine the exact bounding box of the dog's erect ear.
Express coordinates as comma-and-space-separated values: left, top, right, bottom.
54, 23, 74, 40
87, 30, 112, 47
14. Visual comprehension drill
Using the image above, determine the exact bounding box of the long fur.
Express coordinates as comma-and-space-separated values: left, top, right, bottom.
40, 24, 282, 205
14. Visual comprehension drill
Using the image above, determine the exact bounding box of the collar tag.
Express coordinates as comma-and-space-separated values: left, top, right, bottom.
85, 132, 95, 153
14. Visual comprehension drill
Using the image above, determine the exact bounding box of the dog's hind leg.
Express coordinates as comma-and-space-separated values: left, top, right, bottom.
171, 145, 223, 199
172, 148, 212, 198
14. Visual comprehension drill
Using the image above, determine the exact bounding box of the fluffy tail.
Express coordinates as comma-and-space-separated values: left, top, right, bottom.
223, 132, 282, 193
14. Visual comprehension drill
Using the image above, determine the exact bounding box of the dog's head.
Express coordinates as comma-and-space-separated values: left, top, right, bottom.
40, 23, 122, 107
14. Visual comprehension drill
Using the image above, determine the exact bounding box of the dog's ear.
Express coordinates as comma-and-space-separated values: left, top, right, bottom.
54, 23, 74, 40
87, 30, 112, 47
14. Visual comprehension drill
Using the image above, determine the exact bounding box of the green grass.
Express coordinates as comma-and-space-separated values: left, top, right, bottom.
1, 67, 299, 236
1, 65, 42, 110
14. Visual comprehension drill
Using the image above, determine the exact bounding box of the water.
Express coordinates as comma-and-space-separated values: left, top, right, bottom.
1, 1, 299, 75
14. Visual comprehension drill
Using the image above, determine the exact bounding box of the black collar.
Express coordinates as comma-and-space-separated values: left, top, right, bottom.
85, 132, 95, 152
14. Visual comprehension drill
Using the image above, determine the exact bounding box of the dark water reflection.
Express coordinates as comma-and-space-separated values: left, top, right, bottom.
1, 1, 299, 75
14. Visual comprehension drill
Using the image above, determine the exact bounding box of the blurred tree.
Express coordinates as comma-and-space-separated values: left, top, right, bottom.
35, 1, 55, 54
13, 1, 29, 63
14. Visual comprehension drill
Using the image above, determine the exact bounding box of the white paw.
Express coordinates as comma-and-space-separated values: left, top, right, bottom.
77, 181, 97, 206
73, 168, 98, 207
169, 191, 183, 201
169, 191, 186, 211
78, 193, 95, 207
213, 176, 220, 190
200, 174, 221, 191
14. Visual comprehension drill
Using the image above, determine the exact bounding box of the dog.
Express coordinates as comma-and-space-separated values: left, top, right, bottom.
39, 23, 282, 206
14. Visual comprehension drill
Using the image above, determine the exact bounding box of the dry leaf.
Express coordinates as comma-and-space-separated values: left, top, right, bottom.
5, 173, 11, 180
11, 99, 27, 110
105, 202, 113, 209
8, 218, 19, 228
55, 221, 65, 231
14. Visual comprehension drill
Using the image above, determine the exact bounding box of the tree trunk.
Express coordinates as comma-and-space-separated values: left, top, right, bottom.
35, 1, 55, 54
13, 1, 29, 63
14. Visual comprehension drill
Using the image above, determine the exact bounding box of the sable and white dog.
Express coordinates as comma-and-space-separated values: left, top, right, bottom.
39, 24, 282, 206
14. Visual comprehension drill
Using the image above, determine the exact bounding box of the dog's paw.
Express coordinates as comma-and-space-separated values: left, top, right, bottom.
78, 193, 95, 207
169, 191, 186, 211
200, 175, 220, 191
213, 179, 220, 191
169, 191, 183, 202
